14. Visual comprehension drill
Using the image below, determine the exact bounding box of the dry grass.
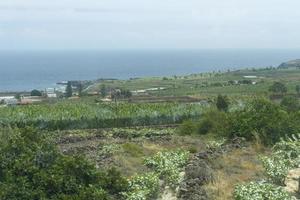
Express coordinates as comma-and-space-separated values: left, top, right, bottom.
205, 145, 266, 200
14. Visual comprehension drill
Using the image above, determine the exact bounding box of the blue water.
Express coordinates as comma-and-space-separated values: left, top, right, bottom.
0, 49, 299, 92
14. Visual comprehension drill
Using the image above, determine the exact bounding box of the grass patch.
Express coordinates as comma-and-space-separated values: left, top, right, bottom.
205, 145, 266, 200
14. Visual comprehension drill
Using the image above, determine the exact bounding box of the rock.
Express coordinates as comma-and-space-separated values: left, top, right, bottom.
284, 168, 300, 196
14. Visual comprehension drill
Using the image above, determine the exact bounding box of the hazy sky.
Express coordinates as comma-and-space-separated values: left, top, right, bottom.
1, 0, 300, 50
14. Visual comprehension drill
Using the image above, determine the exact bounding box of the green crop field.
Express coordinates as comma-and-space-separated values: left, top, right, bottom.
87, 68, 300, 97
0, 102, 206, 130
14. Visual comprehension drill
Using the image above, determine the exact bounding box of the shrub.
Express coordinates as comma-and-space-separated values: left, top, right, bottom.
188, 146, 198, 154
227, 98, 295, 145
0, 127, 128, 200
178, 120, 197, 135
196, 109, 229, 136
31, 89, 42, 96
206, 138, 226, 151
260, 154, 291, 185
273, 134, 300, 168
234, 181, 292, 200
144, 150, 189, 187
269, 82, 287, 94
124, 172, 160, 200
216, 94, 229, 111
280, 96, 299, 112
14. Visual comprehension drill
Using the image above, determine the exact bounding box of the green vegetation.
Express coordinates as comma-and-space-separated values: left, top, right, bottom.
124, 172, 160, 200
0, 102, 204, 130
2, 67, 300, 199
0, 127, 128, 200
234, 134, 300, 200
87, 68, 300, 97
66, 81, 73, 97
144, 150, 189, 187
216, 94, 229, 111
269, 81, 288, 94
280, 96, 299, 112
234, 182, 292, 200
30, 89, 42, 96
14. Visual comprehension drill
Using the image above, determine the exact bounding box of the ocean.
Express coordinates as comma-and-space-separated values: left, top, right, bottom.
0, 49, 299, 92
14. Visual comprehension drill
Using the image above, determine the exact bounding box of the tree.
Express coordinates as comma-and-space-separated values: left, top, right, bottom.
31, 89, 42, 96
121, 89, 132, 99
111, 89, 121, 102
14, 93, 21, 100
296, 85, 300, 95
280, 96, 299, 112
0, 127, 128, 200
65, 81, 73, 98
216, 94, 229, 111
269, 82, 287, 94
227, 98, 298, 145
78, 83, 83, 97
100, 84, 107, 98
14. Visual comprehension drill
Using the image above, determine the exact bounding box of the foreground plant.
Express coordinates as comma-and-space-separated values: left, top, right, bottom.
124, 172, 160, 200
260, 154, 291, 185
273, 134, 300, 167
206, 138, 226, 151
234, 133, 300, 200
144, 150, 189, 187
234, 181, 292, 200
0, 127, 128, 200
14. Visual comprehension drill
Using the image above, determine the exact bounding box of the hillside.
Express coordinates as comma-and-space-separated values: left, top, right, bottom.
279, 59, 300, 69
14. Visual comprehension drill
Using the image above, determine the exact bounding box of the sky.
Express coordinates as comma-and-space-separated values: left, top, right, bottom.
1, 0, 300, 50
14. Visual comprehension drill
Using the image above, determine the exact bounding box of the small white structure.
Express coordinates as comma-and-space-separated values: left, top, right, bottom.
0, 96, 15, 101
45, 88, 57, 98
243, 76, 257, 79
4, 98, 18, 106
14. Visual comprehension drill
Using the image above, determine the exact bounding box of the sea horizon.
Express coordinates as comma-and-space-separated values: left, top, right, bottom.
0, 48, 299, 92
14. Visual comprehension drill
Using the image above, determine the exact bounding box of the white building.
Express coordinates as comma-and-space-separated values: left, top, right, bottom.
45, 88, 57, 98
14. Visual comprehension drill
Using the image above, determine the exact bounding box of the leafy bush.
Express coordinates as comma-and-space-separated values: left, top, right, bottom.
178, 120, 197, 135
216, 94, 230, 111
124, 172, 160, 200
234, 133, 300, 199
280, 96, 299, 112
260, 154, 291, 185
234, 181, 292, 200
273, 134, 300, 167
0, 127, 128, 200
144, 150, 189, 187
227, 98, 296, 145
196, 109, 229, 136
206, 138, 226, 151
30, 89, 42, 96
269, 82, 287, 94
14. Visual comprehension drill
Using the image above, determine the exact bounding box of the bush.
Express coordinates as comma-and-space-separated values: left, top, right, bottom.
31, 89, 42, 96
273, 134, 300, 167
178, 120, 197, 135
227, 98, 296, 145
196, 109, 229, 136
234, 181, 292, 200
280, 96, 299, 112
124, 172, 160, 200
0, 127, 128, 200
216, 94, 229, 111
144, 150, 189, 187
269, 82, 287, 94
260, 154, 291, 185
